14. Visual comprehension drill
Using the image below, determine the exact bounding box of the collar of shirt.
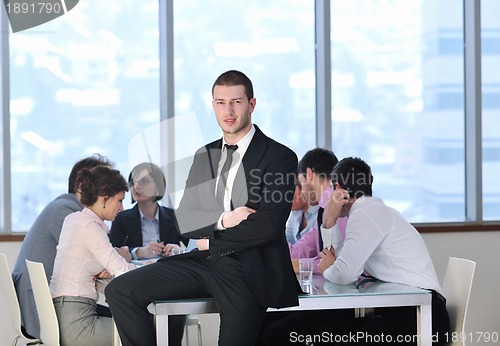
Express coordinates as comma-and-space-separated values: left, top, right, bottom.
138, 204, 159, 222
306, 204, 320, 216
319, 185, 333, 209
82, 207, 109, 233
217, 125, 256, 211
221, 124, 255, 158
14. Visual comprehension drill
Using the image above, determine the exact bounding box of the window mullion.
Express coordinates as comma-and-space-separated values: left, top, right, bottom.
463, 0, 482, 222
315, 0, 331, 149
1, 8, 11, 233
159, 0, 175, 208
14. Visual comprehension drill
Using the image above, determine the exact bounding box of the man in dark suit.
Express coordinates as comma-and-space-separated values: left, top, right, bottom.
106, 70, 300, 346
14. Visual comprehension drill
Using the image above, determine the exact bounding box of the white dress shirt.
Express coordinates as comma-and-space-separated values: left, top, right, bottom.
50, 208, 136, 301
216, 125, 256, 228
131, 207, 160, 260
323, 196, 442, 293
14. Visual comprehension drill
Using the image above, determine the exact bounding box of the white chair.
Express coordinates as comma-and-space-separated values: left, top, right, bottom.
113, 319, 122, 346
26, 260, 60, 346
442, 257, 476, 346
0, 253, 42, 346
184, 315, 202, 346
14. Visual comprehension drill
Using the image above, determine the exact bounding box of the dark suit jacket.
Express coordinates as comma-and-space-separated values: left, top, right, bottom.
175, 125, 300, 309
109, 203, 188, 249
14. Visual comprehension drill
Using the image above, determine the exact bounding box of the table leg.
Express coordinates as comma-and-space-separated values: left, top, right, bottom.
417, 301, 432, 346
156, 314, 170, 346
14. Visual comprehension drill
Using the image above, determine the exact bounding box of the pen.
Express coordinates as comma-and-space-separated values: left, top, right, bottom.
155, 239, 163, 256
123, 235, 129, 246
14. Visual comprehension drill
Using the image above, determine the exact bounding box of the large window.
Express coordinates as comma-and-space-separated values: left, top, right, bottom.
330, 0, 465, 223
2, 0, 316, 232
0, 1, 498, 233
167, 0, 316, 206
8, 1, 160, 231
173, 0, 316, 158
482, 0, 500, 221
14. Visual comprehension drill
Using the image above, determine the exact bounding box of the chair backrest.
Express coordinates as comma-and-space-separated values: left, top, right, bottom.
0, 253, 41, 345
441, 257, 476, 346
26, 259, 60, 346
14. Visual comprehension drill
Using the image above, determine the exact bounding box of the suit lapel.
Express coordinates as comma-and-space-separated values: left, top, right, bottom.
127, 205, 143, 245
205, 140, 223, 200
157, 204, 164, 237
205, 127, 268, 209
205, 139, 223, 180
241, 125, 268, 178
231, 126, 268, 208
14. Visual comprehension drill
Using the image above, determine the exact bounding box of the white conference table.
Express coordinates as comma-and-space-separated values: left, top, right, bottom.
147, 274, 432, 346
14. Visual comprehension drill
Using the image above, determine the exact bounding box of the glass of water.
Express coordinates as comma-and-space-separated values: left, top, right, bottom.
298, 258, 313, 285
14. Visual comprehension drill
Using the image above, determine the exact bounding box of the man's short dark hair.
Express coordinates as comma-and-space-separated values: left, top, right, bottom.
68, 154, 113, 193
297, 148, 338, 180
212, 70, 254, 101
332, 157, 373, 198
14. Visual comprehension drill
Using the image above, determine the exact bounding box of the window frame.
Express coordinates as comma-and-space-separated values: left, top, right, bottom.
1, 5, 12, 235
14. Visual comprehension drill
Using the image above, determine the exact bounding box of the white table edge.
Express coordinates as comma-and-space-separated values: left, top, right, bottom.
148, 290, 432, 346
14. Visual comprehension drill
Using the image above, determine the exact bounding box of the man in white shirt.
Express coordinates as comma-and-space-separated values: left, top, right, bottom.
317, 156, 450, 345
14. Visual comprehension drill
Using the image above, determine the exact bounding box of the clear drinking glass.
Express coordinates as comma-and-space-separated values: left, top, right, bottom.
299, 258, 313, 285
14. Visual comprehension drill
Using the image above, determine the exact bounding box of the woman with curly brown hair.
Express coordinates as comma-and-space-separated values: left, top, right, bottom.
50, 165, 136, 346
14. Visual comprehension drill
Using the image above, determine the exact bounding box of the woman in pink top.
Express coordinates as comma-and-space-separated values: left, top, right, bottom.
50, 165, 136, 346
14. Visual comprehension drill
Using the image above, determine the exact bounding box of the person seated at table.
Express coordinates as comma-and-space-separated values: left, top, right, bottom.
285, 176, 315, 245
109, 162, 188, 259
288, 147, 346, 271
261, 157, 449, 345
108, 161, 188, 345
255, 148, 347, 345
50, 165, 137, 346
314, 156, 449, 345
12, 154, 126, 339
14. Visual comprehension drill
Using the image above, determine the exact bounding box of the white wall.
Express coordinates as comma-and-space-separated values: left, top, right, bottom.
2, 231, 499, 346
422, 231, 500, 345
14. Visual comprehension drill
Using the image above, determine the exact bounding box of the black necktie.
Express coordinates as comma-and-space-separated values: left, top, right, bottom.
317, 207, 324, 250
216, 144, 238, 208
